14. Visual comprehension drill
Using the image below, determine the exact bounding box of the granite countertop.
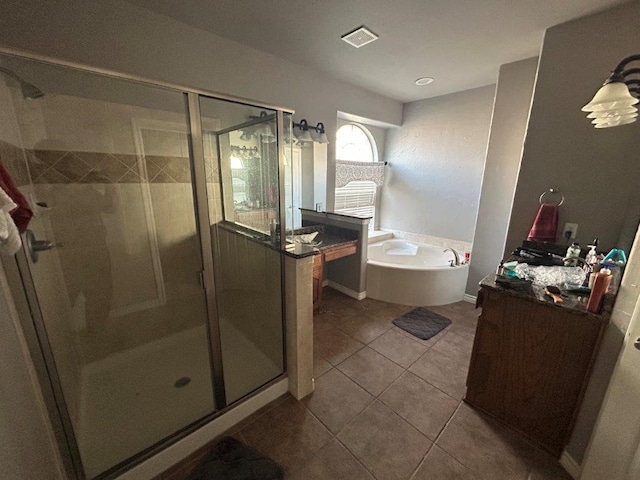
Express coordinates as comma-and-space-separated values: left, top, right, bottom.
479, 273, 612, 322
216, 221, 359, 259
285, 225, 359, 259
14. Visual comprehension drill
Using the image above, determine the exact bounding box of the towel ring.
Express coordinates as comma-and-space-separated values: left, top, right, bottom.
539, 188, 564, 206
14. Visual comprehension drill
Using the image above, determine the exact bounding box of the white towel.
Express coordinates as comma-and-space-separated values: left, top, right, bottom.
0, 185, 22, 255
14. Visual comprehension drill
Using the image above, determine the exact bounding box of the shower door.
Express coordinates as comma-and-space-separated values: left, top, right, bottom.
0, 56, 219, 479
196, 96, 286, 405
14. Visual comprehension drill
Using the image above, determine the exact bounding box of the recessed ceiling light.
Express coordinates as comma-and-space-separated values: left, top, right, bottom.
415, 77, 434, 86
341, 26, 379, 48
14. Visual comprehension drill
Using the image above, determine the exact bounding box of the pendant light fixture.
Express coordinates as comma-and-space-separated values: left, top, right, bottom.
582, 54, 640, 129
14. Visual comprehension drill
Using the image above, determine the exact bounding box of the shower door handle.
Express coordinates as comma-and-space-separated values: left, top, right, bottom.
25, 229, 64, 263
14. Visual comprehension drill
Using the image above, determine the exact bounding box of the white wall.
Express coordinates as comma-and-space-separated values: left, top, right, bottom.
466, 57, 538, 294
380, 85, 495, 243
0, 0, 403, 211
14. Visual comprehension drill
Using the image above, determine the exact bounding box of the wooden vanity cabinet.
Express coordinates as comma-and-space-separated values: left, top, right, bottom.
465, 287, 607, 456
312, 242, 358, 312
312, 254, 323, 311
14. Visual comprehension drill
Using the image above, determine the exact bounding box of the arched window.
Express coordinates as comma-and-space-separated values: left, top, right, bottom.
334, 123, 380, 227
336, 124, 378, 162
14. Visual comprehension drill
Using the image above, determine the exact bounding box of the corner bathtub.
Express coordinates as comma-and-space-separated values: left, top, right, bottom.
366, 240, 469, 306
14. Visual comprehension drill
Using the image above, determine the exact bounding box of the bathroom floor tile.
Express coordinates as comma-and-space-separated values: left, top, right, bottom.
337, 400, 431, 480
337, 346, 404, 396
436, 403, 531, 480
430, 331, 475, 366
369, 329, 429, 367
313, 321, 364, 365
313, 356, 333, 379
239, 396, 333, 474
302, 368, 373, 434
329, 312, 393, 344
412, 445, 479, 479
408, 349, 469, 399
287, 439, 375, 480
379, 372, 458, 440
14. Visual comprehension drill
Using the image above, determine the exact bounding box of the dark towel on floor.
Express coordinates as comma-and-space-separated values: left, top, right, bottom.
527, 203, 559, 243
392, 307, 451, 340
189, 437, 284, 480
0, 161, 32, 233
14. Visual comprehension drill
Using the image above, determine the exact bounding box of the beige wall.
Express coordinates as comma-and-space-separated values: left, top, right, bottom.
505, 1, 640, 256
381, 85, 496, 243
466, 57, 538, 294
0, 261, 64, 480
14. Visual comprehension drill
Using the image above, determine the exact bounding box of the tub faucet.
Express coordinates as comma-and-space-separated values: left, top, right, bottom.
444, 248, 461, 267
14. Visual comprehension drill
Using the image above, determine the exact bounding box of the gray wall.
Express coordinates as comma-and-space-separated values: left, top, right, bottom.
504, 1, 640, 465
380, 85, 496, 242
0, 0, 403, 212
466, 58, 538, 294
504, 1, 640, 256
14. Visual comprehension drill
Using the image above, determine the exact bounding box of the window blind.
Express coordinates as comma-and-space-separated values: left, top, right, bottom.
334, 180, 377, 220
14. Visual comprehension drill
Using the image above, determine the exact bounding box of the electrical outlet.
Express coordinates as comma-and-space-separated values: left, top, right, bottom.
564, 223, 578, 240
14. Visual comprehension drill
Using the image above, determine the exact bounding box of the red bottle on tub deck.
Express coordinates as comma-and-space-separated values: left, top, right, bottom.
586, 268, 612, 314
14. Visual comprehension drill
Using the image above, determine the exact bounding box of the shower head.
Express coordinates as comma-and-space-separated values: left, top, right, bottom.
0, 66, 45, 99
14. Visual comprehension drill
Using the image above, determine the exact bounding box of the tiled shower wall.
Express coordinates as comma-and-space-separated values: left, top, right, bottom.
26, 148, 217, 184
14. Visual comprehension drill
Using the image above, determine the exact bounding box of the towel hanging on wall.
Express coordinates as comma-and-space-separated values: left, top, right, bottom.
527, 189, 563, 243
0, 161, 33, 233
0, 185, 21, 255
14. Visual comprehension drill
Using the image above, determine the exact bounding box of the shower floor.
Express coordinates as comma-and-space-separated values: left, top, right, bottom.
76, 320, 281, 478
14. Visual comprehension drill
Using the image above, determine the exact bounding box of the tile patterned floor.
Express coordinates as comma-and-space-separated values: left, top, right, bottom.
232, 288, 573, 480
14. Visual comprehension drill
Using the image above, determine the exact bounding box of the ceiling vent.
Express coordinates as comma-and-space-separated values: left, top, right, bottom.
341, 26, 379, 48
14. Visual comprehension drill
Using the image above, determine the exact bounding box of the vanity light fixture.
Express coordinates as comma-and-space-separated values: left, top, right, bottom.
582, 54, 640, 129
293, 119, 329, 145
293, 119, 313, 144
310, 122, 329, 144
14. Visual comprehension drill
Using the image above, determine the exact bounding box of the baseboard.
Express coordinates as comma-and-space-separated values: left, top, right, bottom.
327, 281, 367, 300
117, 378, 289, 480
559, 450, 581, 479
463, 293, 477, 304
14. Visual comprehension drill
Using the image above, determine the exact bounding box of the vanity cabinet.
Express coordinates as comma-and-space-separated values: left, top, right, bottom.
312, 242, 358, 312
313, 254, 323, 311
465, 278, 608, 456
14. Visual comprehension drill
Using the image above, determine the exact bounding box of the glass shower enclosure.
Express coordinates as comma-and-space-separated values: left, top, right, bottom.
0, 52, 289, 479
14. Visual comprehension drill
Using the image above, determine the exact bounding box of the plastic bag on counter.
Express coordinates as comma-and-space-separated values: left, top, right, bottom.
514, 263, 586, 287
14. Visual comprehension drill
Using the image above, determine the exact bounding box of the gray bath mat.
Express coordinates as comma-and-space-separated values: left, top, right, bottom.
189, 436, 284, 480
392, 307, 452, 340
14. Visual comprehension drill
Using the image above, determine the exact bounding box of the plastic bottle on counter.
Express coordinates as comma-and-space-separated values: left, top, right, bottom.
496, 260, 505, 277
586, 268, 612, 313
564, 243, 581, 267
585, 244, 598, 272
